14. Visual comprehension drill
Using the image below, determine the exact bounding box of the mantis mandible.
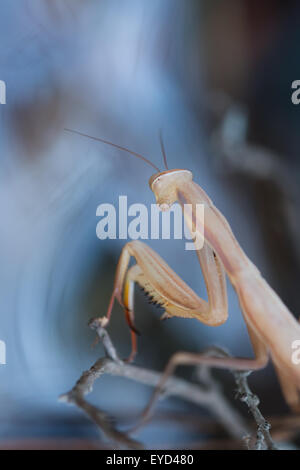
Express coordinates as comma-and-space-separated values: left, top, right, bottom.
65, 128, 300, 412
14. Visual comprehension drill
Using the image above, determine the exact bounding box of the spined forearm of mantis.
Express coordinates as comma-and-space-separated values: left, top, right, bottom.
65, 128, 300, 413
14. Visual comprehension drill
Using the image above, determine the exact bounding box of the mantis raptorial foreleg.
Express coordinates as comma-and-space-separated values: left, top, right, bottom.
101, 239, 229, 361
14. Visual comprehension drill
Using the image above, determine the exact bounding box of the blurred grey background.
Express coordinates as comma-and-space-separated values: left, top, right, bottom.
0, 0, 299, 449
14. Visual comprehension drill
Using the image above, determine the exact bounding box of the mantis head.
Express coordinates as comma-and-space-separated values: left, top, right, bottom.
64, 128, 193, 211
149, 170, 193, 211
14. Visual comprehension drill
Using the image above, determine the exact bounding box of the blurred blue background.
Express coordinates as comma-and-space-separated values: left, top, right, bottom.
0, 0, 299, 449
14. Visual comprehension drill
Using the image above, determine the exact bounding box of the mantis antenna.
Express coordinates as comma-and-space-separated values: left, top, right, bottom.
159, 130, 169, 170
64, 128, 160, 172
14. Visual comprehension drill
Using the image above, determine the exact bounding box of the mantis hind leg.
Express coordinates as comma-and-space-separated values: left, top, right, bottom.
139, 320, 269, 424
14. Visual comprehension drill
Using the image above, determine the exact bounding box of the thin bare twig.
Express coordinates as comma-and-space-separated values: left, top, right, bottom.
233, 371, 278, 450
59, 320, 143, 449
60, 318, 249, 448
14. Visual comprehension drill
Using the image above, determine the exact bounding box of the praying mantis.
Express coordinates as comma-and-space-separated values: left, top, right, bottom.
65, 128, 300, 413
